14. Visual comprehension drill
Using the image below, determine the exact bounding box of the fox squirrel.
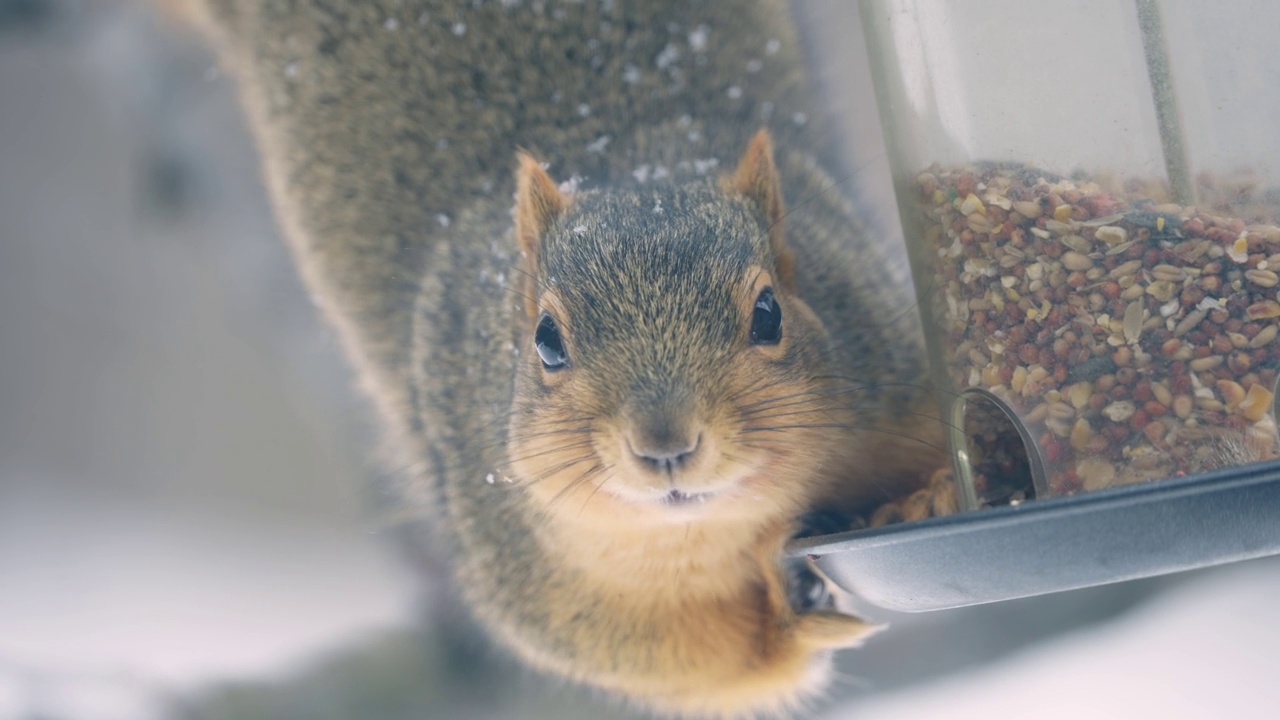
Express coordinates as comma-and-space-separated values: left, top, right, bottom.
164, 0, 945, 715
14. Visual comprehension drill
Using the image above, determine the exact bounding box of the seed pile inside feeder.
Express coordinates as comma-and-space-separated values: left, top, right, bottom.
916, 165, 1280, 495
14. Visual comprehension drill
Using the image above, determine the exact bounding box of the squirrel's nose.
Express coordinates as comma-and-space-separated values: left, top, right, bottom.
629, 433, 701, 474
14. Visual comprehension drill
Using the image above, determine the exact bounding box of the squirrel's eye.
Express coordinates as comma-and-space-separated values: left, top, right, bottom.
750, 287, 782, 345
535, 313, 569, 370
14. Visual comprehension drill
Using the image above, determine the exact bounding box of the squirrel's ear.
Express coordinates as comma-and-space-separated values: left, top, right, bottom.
725, 129, 794, 292
514, 152, 571, 318
515, 151, 571, 260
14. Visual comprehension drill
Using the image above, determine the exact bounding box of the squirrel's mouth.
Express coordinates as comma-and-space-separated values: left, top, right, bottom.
660, 489, 717, 506
601, 483, 729, 511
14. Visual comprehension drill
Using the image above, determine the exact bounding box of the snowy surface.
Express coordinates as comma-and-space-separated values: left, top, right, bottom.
0, 479, 414, 719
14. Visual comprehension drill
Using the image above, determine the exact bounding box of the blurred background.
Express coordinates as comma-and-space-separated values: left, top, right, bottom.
0, 1, 1276, 718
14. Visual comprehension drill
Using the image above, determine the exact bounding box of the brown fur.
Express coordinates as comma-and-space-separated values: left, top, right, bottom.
161, 1, 945, 716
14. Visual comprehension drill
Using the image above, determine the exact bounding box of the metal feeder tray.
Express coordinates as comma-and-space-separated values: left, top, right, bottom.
788, 459, 1280, 612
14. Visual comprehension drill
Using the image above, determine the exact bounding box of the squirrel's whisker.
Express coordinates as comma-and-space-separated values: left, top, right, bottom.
499, 283, 543, 309
735, 388, 830, 412
724, 375, 778, 404
575, 467, 613, 518
467, 422, 593, 454
518, 455, 601, 489
812, 375, 960, 403
741, 407, 834, 424
491, 440, 597, 472
739, 423, 945, 452
545, 463, 606, 512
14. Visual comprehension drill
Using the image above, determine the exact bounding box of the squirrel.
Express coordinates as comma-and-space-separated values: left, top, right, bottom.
163, 0, 946, 716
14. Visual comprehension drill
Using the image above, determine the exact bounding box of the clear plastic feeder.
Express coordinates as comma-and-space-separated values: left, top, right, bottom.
860, 1, 1280, 509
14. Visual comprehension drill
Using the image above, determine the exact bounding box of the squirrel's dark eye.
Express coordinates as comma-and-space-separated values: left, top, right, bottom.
535, 313, 569, 370
750, 287, 782, 345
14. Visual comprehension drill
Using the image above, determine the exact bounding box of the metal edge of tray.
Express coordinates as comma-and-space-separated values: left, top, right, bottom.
787, 461, 1280, 612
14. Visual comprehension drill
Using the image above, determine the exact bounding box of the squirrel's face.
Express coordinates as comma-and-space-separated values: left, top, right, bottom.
506, 131, 844, 530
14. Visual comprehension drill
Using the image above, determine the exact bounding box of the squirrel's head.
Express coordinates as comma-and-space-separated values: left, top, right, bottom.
506, 130, 842, 531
